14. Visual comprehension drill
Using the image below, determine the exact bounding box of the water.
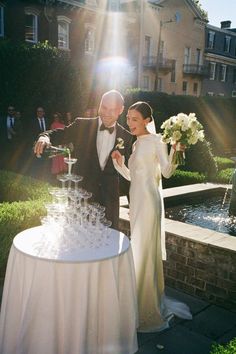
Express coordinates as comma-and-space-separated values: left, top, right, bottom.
165, 195, 236, 237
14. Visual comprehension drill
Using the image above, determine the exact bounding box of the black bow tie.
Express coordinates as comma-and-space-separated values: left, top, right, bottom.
99, 124, 115, 134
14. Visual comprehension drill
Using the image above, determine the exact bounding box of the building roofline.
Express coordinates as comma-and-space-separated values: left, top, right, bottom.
207, 24, 236, 36
205, 52, 236, 65
185, 0, 208, 22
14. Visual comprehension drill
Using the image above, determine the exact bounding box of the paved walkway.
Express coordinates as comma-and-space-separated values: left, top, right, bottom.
135, 286, 236, 354
1, 281, 235, 354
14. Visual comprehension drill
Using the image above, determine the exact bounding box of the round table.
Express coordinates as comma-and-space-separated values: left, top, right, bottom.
0, 226, 138, 354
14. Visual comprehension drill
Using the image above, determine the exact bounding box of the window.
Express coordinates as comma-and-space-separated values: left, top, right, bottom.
209, 62, 216, 80
85, 26, 95, 54
25, 8, 38, 43
0, 5, 4, 37
170, 60, 176, 83
159, 40, 164, 62
142, 76, 149, 90
157, 78, 163, 92
57, 16, 71, 50
207, 31, 215, 49
224, 36, 231, 52
193, 82, 198, 95
232, 91, 236, 97
107, 0, 119, 11
219, 64, 227, 82
184, 47, 191, 65
182, 81, 188, 94
233, 69, 236, 83
144, 36, 151, 58
195, 48, 201, 65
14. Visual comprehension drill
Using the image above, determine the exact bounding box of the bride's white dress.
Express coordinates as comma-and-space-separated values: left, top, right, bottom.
114, 133, 192, 332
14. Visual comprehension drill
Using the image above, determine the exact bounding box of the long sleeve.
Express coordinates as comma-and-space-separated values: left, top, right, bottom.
156, 136, 177, 179
112, 156, 131, 181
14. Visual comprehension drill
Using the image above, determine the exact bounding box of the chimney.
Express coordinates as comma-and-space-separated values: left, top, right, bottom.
221, 21, 231, 29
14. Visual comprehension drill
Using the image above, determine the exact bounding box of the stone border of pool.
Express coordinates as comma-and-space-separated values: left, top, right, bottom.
119, 183, 236, 312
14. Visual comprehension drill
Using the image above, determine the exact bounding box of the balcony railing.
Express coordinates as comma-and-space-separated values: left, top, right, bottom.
183, 64, 209, 76
143, 56, 173, 72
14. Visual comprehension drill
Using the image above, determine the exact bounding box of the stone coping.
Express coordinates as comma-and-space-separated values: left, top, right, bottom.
119, 183, 236, 252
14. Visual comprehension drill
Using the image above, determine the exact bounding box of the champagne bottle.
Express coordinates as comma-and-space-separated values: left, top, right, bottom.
42, 145, 70, 159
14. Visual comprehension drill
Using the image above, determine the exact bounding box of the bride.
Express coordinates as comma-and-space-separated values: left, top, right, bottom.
112, 101, 192, 332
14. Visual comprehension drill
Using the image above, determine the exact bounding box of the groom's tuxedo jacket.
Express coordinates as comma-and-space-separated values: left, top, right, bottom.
43, 117, 133, 228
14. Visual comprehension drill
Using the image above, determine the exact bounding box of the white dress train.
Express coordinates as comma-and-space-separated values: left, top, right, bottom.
113, 134, 192, 332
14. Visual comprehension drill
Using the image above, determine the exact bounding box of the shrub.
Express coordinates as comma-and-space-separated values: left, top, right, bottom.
214, 157, 235, 171
181, 139, 218, 178
162, 170, 206, 189
210, 338, 236, 354
123, 91, 236, 156
0, 170, 50, 277
0, 40, 82, 121
212, 168, 235, 184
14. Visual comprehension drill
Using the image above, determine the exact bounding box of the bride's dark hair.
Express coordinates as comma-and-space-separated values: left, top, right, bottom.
128, 101, 153, 121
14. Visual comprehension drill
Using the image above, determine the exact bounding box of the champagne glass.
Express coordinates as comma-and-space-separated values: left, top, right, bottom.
71, 174, 83, 189
57, 174, 70, 189
64, 157, 77, 176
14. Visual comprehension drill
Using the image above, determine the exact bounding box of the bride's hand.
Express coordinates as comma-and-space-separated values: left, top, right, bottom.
111, 150, 123, 167
173, 142, 186, 151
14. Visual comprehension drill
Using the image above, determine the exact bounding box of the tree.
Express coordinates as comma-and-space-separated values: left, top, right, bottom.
0, 40, 82, 122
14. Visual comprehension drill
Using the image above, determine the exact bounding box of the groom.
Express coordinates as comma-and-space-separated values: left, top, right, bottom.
34, 90, 133, 229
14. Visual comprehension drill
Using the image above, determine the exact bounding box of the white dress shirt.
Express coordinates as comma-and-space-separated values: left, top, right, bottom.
96, 118, 116, 170
7, 116, 15, 139
38, 117, 46, 132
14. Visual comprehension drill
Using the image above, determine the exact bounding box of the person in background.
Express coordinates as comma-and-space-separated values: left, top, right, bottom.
0, 106, 16, 170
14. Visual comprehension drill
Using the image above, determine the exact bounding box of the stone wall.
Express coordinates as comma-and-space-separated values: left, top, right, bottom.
119, 213, 236, 312
164, 232, 236, 312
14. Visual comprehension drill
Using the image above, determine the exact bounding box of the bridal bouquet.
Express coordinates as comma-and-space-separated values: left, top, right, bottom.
161, 112, 205, 165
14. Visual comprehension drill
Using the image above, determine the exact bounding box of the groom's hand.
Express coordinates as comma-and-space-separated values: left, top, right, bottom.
34, 137, 50, 158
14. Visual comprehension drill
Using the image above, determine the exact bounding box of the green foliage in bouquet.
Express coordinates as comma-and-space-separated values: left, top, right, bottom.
0, 171, 50, 278
210, 338, 236, 354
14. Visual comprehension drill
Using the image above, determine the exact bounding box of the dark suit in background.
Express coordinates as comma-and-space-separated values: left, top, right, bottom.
0, 106, 17, 170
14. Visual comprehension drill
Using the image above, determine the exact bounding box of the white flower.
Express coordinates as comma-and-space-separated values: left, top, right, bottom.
161, 119, 172, 129
198, 130, 205, 141
172, 130, 182, 142
188, 134, 199, 145
160, 112, 205, 148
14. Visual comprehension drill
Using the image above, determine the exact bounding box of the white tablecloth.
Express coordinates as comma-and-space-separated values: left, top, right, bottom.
0, 226, 138, 354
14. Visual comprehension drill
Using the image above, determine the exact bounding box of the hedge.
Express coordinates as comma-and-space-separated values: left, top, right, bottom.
0, 170, 50, 277
122, 90, 236, 156
214, 157, 235, 171
210, 338, 236, 354
212, 168, 235, 184
0, 40, 82, 122
163, 170, 206, 188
